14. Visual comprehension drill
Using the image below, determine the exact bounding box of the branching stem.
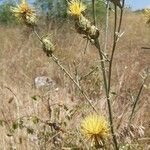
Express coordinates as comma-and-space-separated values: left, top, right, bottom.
33, 28, 98, 114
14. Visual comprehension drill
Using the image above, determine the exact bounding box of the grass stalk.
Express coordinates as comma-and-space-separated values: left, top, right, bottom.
129, 75, 148, 124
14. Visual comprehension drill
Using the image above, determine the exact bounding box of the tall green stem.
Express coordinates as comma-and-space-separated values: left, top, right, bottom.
108, 1, 125, 94
104, 0, 110, 53
94, 38, 119, 150
108, 5, 117, 94
92, 0, 97, 26
91, 0, 119, 148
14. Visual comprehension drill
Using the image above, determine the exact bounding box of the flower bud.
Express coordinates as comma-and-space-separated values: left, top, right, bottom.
75, 14, 99, 41
42, 36, 54, 57
25, 14, 37, 27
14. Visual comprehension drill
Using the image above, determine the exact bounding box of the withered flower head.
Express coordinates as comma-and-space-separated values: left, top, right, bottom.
11, 0, 37, 26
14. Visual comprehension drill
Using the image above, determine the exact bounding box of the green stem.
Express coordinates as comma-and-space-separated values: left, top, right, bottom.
118, 0, 125, 33
94, 38, 119, 150
104, 0, 110, 53
51, 54, 98, 113
105, 3, 125, 149
92, 0, 97, 26
108, 5, 117, 94
108, 2, 125, 93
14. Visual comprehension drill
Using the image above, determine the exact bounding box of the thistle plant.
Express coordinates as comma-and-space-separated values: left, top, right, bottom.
10, 0, 138, 149
67, 0, 126, 149
10, 0, 122, 149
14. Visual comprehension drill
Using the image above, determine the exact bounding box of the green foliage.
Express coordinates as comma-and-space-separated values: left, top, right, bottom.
84, 0, 106, 22
0, 0, 17, 25
12, 119, 24, 130
0, 120, 4, 126
31, 116, 39, 124
34, 0, 68, 18
27, 128, 34, 134
31, 95, 38, 101
0, 0, 106, 25
34, 0, 106, 21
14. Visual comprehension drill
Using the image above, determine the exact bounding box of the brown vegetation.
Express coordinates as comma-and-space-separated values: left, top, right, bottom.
0, 11, 149, 149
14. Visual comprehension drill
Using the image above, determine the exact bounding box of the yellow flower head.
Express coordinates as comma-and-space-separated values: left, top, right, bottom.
68, 0, 86, 18
81, 114, 109, 140
144, 8, 150, 26
11, 0, 36, 26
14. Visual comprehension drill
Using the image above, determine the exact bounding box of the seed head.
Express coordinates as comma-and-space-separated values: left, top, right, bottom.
68, 0, 86, 18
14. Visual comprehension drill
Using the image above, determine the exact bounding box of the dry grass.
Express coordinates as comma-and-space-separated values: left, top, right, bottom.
0, 11, 149, 149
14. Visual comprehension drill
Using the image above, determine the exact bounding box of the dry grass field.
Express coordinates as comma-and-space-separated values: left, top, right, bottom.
0, 10, 150, 149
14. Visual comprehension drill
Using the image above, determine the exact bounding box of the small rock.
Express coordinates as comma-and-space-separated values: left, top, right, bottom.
34, 76, 56, 89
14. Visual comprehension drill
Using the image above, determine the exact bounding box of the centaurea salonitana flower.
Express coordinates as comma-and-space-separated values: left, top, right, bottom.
11, 0, 37, 27
67, 0, 99, 42
81, 114, 109, 147
68, 0, 86, 18
144, 8, 150, 26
